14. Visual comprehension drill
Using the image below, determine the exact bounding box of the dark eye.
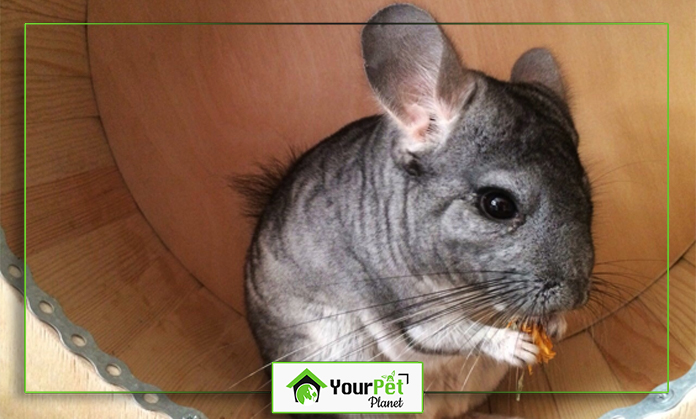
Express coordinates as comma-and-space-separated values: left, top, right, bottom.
478, 189, 518, 220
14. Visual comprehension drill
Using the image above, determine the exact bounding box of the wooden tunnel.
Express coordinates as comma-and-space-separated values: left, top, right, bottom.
1, 0, 695, 418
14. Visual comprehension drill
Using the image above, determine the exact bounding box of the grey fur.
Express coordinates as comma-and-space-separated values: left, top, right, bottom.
241, 4, 593, 418
511, 48, 567, 101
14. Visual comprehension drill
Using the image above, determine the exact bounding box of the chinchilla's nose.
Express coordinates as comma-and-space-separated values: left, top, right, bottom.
534, 222, 594, 310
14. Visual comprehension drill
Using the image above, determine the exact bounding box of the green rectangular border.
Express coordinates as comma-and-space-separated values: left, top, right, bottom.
271, 361, 424, 414
23, 21, 670, 395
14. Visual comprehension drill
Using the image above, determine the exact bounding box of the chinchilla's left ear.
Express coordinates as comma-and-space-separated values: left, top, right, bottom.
361, 4, 476, 154
511, 48, 567, 101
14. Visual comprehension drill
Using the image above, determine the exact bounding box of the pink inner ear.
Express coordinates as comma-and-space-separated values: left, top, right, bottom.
402, 103, 431, 142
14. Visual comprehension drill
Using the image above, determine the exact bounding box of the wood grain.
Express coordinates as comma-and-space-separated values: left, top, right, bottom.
168, 393, 281, 419
1, 9, 90, 77
1, 276, 167, 419
25, 214, 197, 360
545, 332, 632, 418
639, 260, 696, 359
1, 0, 86, 21
2, 165, 138, 259
683, 243, 696, 266
591, 288, 693, 394
25, 24, 90, 76
0, 121, 24, 251
1, 116, 112, 255
1, 75, 99, 126
0, 9, 72, 76
1, 8, 100, 256
21, 166, 136, 255
117, 287, 266, 392
489, 367, 560, 418
24, 118, 115, 187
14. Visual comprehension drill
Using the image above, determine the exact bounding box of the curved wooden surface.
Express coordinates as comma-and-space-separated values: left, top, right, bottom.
1, 0, 267, 401
87, 0, 695, 336
0, 0, 693, 418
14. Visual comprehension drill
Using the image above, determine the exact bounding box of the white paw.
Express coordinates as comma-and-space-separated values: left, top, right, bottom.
489, 328, 539, 368
546, 314, 567, 340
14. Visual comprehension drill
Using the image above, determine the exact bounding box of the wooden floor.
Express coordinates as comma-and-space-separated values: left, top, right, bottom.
1, 1, 694, 419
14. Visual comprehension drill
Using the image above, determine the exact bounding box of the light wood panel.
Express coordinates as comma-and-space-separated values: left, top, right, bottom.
1, 0, 86, 21
0, 9, 71, 77
0, 119, 115, 255
1, 75, 99, 126
1, 8, 96, 254
684, 243, 695, 266
117, 287, 265, 392
1, 276, 167, 419
25, 214, 200, 363
0, 121, 23, 249
2, 117, 115, 190
1, 3, 252, 407
489, 368, 560, 418
1, 12, 89, 77
639, 260, 696, 359
23, 166, 137, 255
88, 0, 695, 332
591, 287, 693, 394
25, 25, 90, 76
1, 10, 263, 398
168, 393, 282, 419
23, 118, 114, 186
545, 332, 632, 418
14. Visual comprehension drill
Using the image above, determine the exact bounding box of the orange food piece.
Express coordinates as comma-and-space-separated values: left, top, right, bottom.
508, 320, 557, 375
520, 322, 556, 374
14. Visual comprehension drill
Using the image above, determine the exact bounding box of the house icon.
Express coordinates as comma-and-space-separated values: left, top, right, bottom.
286, 368, 328, 404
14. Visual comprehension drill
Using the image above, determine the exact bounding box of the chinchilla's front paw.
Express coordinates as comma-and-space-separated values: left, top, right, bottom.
546, 314, 567, 340
484, 328, 539, 368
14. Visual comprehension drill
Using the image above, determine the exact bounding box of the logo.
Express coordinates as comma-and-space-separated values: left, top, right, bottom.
286, 368, 328, 404
272, 362, 423, 414
330, 369, 411, 409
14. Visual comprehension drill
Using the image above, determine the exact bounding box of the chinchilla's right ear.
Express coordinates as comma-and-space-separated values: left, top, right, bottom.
361, 4, 476, 155
510, 48, 567, 102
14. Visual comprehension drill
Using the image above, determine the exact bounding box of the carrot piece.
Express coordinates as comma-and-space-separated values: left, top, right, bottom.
519, 322, 556, 374
508, 320, 557, 375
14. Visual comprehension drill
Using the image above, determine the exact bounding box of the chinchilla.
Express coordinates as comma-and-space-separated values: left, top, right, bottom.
236, 3, 593, 418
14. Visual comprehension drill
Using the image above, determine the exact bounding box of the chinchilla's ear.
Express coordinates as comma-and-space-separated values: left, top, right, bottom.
361, 4, 476, 154
511, 48, 567, 101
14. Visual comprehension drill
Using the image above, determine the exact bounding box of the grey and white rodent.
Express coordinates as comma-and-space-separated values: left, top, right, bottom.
240, 3, 594, 418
